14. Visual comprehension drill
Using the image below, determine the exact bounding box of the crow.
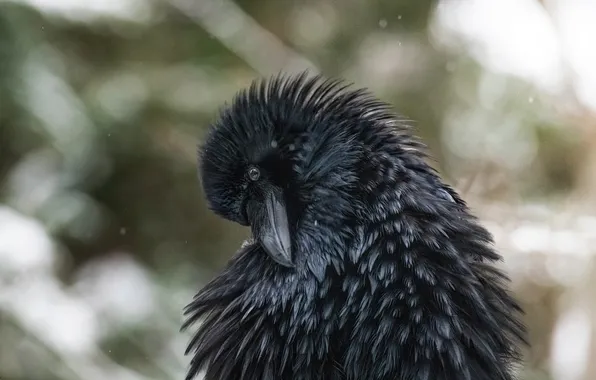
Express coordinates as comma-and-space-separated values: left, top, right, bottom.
183, 73, 526, 380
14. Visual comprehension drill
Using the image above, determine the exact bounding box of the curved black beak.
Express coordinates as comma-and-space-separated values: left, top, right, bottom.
247, 190, 293, 267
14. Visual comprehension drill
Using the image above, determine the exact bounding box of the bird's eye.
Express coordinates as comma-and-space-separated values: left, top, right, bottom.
247, 166, 261, 181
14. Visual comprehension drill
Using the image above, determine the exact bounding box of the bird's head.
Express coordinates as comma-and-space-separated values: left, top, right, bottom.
199, 73, 427, 268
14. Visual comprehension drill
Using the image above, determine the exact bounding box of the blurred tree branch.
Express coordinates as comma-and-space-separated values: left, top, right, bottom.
166, 0, 318, 75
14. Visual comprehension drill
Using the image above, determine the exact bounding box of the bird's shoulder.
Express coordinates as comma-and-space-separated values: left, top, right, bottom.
335, 213, 524, 380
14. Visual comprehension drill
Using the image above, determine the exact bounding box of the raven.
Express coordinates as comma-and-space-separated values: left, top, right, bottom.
183, 73, 526, 380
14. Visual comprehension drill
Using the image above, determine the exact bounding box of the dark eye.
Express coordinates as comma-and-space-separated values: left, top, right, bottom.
247, 166, 261, 181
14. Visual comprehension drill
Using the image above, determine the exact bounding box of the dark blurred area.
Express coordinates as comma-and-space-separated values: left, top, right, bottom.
1, 0, 595, 379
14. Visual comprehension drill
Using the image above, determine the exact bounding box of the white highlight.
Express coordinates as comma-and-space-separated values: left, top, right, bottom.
432, 0, 596, 110
551, 308, 592, 380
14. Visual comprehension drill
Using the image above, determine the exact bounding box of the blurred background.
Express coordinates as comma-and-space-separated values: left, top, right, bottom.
1, 0, 595, 379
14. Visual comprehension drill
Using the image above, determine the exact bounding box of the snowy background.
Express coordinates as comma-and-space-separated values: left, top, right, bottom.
1, 0, 595, 379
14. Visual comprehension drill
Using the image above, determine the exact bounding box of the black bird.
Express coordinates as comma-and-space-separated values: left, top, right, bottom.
183, 73, 526, 380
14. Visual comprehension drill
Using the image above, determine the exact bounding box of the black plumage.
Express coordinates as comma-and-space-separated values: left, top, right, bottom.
183, 73, 527, 380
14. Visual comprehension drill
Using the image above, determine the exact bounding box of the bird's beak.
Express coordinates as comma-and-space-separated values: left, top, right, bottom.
247, 190, 294, 267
